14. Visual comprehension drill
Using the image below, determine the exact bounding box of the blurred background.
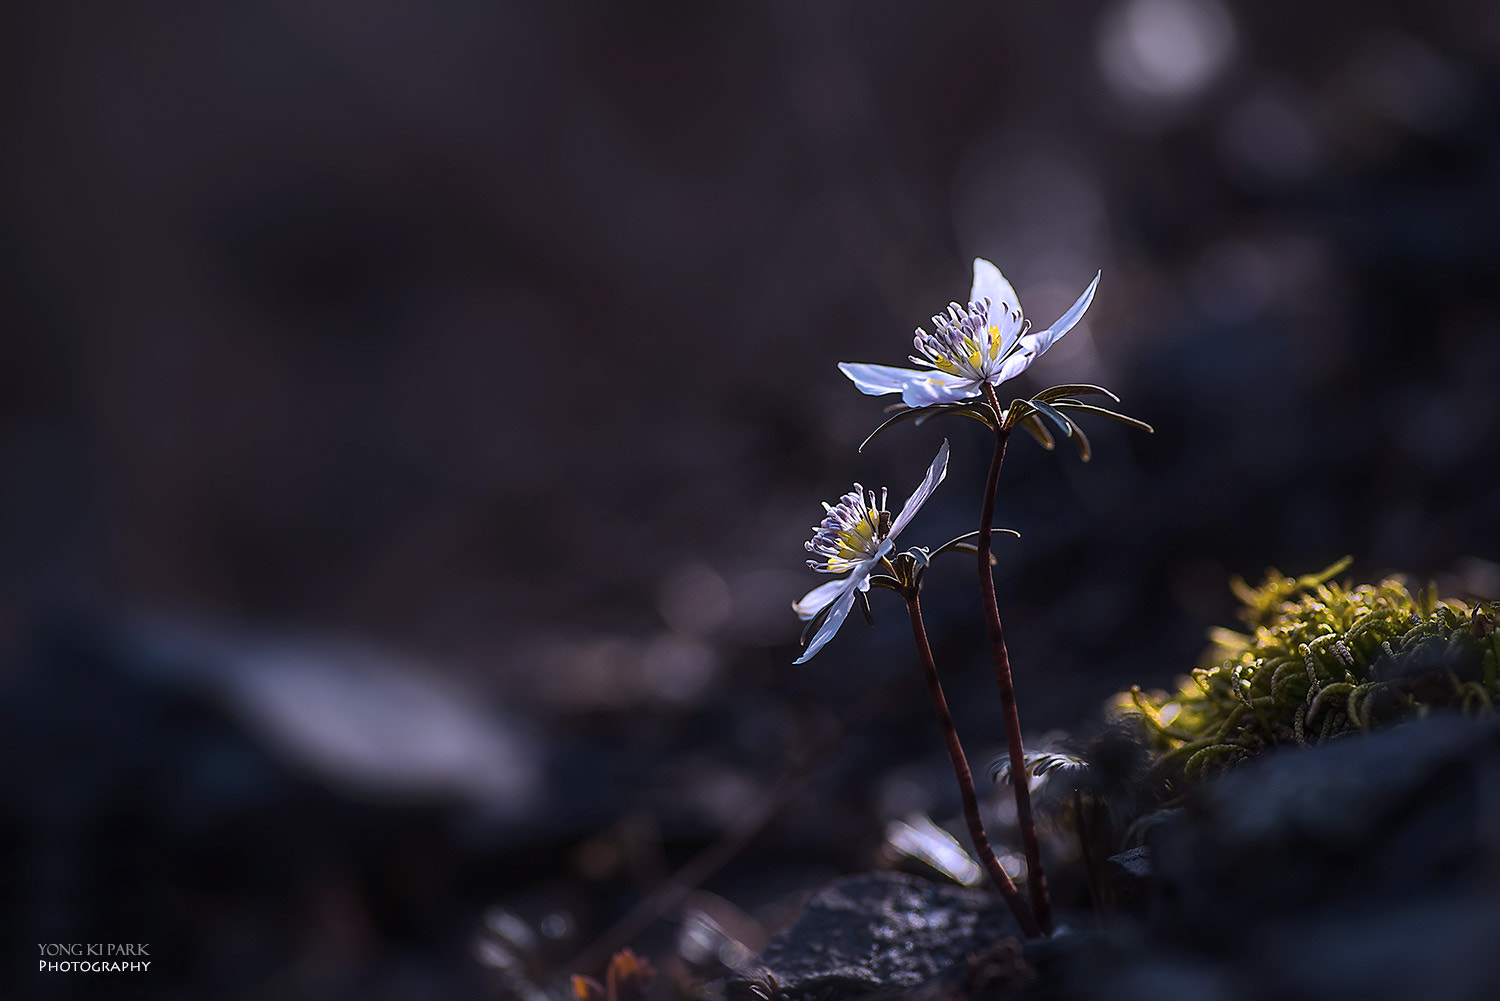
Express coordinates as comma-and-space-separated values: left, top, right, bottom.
2, 0, 1498, 997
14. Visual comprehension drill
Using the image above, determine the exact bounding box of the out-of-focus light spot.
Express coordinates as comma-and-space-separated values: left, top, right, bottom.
1097, 0, 1236, 109
1191, 240, 1276, 324
1218, 87, 1324, 188
657, 561, 732, 635
539, 912, 573, 941
642, 633, 720, 704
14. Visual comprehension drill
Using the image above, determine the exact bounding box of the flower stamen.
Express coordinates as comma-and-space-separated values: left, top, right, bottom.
805, 485, 892, 574
908, 296, 1030, 386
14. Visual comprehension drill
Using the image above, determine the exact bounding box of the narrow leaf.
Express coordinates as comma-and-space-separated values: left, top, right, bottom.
929, 527, 1021, 560
1018, 412, 1057, 450
1031, 383, 1122, 404
1028, 399, 1076, 438
1069, 419, 1093, 462
1051, 401, 1155, 433
858, 401, 993, 452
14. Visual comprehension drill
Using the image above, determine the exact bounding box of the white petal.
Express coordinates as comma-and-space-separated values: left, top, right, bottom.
793, 578, 854, 620
889, 440, 950, 539
899, 371, 979, 408
793, 578, 861, 664
971, 258, 1022, 314
1026, 271, 1100, 358
989, 346, 1037, 388
838, 362, 923, 397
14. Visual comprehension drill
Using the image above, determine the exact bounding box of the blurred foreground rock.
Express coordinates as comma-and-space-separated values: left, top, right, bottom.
1126, 712, 1500, 1001
736, 714, 1500, 1001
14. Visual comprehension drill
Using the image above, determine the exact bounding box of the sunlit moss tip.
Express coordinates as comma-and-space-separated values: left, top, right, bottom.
1114, 558, 1499, 787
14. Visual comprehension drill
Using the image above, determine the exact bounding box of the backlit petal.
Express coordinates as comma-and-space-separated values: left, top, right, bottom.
899, 371, 978, 407
990, 345, 1037, 386
889, 440, 949, 539
793, 578, 854, 620
793, 579, 860, 664
971, 258, 1022, 315
838, 362, 923, 397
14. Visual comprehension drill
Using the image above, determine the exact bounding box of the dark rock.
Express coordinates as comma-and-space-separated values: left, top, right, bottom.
1103, 846, 1151, 917
727, 872, 1026, 1001
1152, 713, 1500, 946
1097, 713, 1500, 1001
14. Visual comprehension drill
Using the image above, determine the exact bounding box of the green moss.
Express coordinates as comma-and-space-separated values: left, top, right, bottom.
1116, 559, 1499, 787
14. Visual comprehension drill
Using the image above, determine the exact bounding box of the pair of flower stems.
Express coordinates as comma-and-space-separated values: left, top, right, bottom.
901, 382, 1047, 938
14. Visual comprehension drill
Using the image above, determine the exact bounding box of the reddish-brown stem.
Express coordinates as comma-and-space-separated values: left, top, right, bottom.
904, 590, 1041, 938
979, 382, 1052, 934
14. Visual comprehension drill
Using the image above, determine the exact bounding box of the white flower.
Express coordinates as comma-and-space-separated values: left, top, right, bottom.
792, 441, 949, 663
839, 259, 1100, 408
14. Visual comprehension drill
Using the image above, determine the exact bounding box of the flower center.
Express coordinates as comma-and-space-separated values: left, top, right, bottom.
909, 298, 1027, 381
805, 486, 892, 573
